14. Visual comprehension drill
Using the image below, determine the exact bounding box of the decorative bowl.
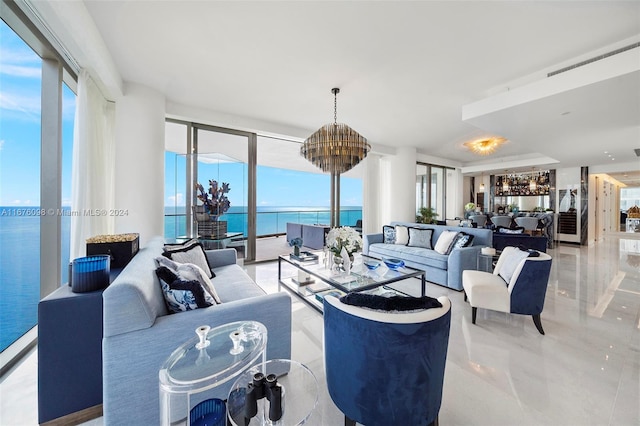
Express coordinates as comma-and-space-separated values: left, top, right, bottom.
383, 258, 405, 270
363, 260, 380, 270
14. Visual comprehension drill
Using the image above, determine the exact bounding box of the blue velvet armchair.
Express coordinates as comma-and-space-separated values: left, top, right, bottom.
462, 246, 552, 334
323, 295, 451, 426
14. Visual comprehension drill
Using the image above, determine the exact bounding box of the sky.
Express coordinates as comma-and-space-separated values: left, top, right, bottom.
0, 20, 75, 207
1, 19, 362, 209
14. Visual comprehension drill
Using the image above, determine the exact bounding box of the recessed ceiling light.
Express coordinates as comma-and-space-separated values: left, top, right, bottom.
604, 151, 608, 154
611, 158, 615, 160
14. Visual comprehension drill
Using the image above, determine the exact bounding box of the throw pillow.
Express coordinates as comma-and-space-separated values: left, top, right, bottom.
497, 226, 525, 234
155, 266, 214, 313
163, 241, 214, 278
382, 225, 396, 244
176, 263, 222, 304
452, 232, 474, 249
498, 247, 531, 284
433, 230, 460, 254
394, 225, 409, 245
407, 227, 434, 249
340, 293, 442, 311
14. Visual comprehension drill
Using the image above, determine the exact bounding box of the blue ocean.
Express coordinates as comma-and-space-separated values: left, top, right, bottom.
0, 206, 361, 352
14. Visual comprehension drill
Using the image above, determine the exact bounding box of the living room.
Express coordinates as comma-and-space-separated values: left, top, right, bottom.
1, 1, 639, 425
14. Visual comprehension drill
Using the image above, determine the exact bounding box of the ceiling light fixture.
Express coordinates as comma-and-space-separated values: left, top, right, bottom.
463, 136, 506, 156
301, 88, 370, 227
479, 172, 485, 192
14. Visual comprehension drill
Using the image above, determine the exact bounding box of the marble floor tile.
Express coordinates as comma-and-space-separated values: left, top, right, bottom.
0, 236, 638, 425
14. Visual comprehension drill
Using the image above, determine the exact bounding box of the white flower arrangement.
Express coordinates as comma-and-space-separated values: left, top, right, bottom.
326, 226, 363, 256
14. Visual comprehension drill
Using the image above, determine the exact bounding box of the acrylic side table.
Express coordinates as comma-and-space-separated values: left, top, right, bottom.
227, 359, 319, 426
159, 321, 267, 426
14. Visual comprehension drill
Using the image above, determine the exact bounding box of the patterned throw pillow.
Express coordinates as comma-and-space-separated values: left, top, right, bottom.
433, 230, 460, 255
394, 225, 410, 245
407, 227, 434, 249
155, 266, 214, 313
163, 241, 214, 278
340, 293, 443, 311
155, 257, 221, 303
176, 263, 221, 304
383, 225, 396, 244
497, 226, 525, 234
452, 232, 474, 249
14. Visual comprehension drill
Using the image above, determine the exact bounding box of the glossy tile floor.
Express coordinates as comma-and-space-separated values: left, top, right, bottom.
1, 236, 638, 425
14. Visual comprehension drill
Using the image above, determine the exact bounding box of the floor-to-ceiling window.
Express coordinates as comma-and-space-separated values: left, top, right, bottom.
416, 162, 450, 221
0, 19, 42, 354
0, 8, 76, 363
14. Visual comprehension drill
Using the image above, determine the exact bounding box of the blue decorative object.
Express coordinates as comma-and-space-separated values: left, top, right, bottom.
70, 255, 110, 293
363, 260, 380, 270
190, 398, 226, 426
382, 258, 404, 270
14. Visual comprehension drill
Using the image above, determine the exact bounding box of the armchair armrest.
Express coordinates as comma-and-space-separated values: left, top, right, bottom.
205, 248, 237, 268
363, 233, 383, 255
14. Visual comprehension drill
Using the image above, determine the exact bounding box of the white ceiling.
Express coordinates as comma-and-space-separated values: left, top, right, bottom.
78, 1, 639, 176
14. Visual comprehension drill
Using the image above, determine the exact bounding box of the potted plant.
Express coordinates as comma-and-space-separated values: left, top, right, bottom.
416, 207, 439, 224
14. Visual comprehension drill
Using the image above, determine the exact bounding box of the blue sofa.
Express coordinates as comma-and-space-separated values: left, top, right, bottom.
102, 237, 292, 425
364, 222, 492, 291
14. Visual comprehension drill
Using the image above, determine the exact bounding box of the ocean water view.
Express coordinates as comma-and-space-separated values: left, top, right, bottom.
164, 205, 363, 239
0, 206, 361, 352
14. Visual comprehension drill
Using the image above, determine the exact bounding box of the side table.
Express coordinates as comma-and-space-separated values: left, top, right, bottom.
227, 359, 318, 426
159, 321, 267, 426
477, 252, 500, 273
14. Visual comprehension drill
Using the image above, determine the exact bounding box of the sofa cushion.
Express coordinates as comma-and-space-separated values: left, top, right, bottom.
211, 264, 267, 302
408, 227, 433, 249
369, 244, 448, 270
383, 225, 396, 244
395, 225, 409, 245
162, 241, 214, 278
434, 230, 459, 254
155, 266, 214, 313
340, 293, 442, 311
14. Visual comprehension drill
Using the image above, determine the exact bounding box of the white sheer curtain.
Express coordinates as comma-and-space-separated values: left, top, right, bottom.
70, 69, 116, 259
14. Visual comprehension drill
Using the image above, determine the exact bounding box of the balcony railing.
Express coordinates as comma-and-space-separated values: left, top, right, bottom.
164, 208, 362, 240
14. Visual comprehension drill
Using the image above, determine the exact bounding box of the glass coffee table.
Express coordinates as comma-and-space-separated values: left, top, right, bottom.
278, 252, 426, 313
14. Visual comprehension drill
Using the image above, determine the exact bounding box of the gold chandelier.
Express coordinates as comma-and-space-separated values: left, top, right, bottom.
301, 88, 370, 174
301, 88, 370, 227
463, 136, 506, 156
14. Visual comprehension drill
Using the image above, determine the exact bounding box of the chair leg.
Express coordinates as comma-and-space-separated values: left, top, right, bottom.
532, 314, 545, 335
428, 415, 439, 426
345, 415, 356, 426
472, 307, 477, 324
464, 291, 467, 302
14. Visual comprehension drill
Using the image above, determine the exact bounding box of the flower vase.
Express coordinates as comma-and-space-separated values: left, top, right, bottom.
294, 246, 300, 257
333, 256, 344, 272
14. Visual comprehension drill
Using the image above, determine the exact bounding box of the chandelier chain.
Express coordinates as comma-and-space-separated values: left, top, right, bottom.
334, 91, 337, 125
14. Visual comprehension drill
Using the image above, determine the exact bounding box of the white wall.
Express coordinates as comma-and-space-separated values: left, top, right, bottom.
114, 83, 166, 246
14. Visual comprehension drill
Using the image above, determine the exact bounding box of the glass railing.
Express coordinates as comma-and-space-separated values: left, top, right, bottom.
164, 208, 362, 240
